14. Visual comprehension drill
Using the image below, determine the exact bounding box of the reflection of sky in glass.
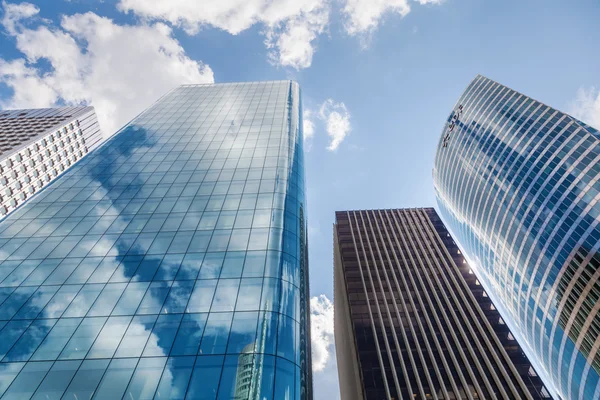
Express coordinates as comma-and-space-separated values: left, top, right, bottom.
434, 75, 600, 400
0, 81, 310, 399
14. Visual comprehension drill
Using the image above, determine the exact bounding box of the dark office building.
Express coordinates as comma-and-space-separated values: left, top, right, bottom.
334, 207, 551, 400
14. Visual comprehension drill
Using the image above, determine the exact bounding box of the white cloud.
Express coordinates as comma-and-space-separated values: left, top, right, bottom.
1, 0, 38, 34
311, 294, 335, 372
118, 0, 329, 69
319, 99, 351, 151
0, 2, 214, 136
569, 86, 600, 130
343, 0, 443, 36
303, 108, 316, 151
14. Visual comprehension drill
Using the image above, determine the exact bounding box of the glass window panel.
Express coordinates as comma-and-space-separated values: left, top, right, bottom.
208, 230, 231, 251
87, 282, 127, 316
59, 317, 107, 360
154, 356, 195, 400
92, 358, 137, 400
32, 318, 82, 361
227, 229, 250, 251
162, 280, 194, 314
211, 279, 240, 312
197, 212, 218, 230
243, 251, 266, 278
276, 314, 296, 362
42, 284, 82, 318
14, 285, 60, 319
226, 311, 258, 354
142, 314, 181, 357
1, 360, 52, 400
179, 212, 201, 231
22, 259, 61, 285
274, 357, 295, 400
279, 279, 297, 319
0, 261, 20, 283
199, 312, 233, 355
112, 281, 149, 316
247, 229, 269, 251
3, 318, 56, 362
0, 362, 25, 397
220, 252, 245, 278
235, 278, 262, 312
198, 252, 225, 279
258, 355, 276, 399
31, 360, 82, 400
168, 232, 193, 254
260, 278, 280, 312
252, 209, 271, 228
188, 231, 212, 253
65, 257, 102, 284
115, 315, 156, 358
217, 354, 250, 400
148, 232, 175, 255
63, 283, 103, 318
47, 236, 82, 259
123, 356, 166, 400
255, 312, 278, 356
185, 355, 224, 400
171, 313, 207, 356
68, 235, 101, 257
87, 315, 132, 359
216, 211, 236, 229
137, 281, 171, 315
0, 320, 32, 359
175, 253, 204, 280
154, 254, 184, 281
2, 260, 41, 287
61, 359, 109, 400
130, 255, 160, 282
88, 257, 123, 284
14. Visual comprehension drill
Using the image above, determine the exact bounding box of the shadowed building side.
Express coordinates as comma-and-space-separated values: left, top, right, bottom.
334, 207, 551, 399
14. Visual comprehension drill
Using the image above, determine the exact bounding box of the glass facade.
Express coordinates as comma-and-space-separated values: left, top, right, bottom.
0, 80, 311, 400
433, 74, 600, 400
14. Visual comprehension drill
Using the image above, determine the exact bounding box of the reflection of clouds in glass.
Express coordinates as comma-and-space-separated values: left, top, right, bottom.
211, 279, 240, 312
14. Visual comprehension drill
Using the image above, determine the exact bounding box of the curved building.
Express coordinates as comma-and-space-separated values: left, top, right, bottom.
0, 81, 312, 399
433, 74, 600, 400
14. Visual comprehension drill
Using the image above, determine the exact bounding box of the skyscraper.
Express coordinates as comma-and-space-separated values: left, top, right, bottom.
0, 81, 311, 399
433, 74, 600, 400
334, 207, 550, 399
0, 107, 102, 218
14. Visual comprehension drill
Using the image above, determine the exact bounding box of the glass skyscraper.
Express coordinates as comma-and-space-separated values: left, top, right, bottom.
0, 80, 311, 400
434, 74, 600, 399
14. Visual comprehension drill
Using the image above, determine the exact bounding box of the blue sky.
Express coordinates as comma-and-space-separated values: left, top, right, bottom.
1, 0, 600, 398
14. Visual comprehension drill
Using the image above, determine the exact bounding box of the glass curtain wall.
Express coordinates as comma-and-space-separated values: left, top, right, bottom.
434, 74, 600, 400
0, 80, 311, 400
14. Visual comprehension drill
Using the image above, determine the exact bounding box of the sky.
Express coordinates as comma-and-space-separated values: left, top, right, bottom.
1, 0, 600, 398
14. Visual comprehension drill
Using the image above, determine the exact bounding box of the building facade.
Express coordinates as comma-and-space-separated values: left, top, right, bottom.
0, 81, 311, 399
433, 74, 600, 399
334, 207, 550, 399
0, 107, 102, 218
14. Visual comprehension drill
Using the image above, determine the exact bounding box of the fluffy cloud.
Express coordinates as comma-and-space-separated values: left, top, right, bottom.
0, 1, 214, 136
319, 99, 351, 151
303, 108, 316, 151
569, 86, 600, 130
118, 0, 329, 69
343, 0, 443, 35
311, 294, 335, 372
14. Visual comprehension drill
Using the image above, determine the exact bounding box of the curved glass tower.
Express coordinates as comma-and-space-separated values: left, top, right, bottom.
0, 80, 311, 399
433, 74, 600, 400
